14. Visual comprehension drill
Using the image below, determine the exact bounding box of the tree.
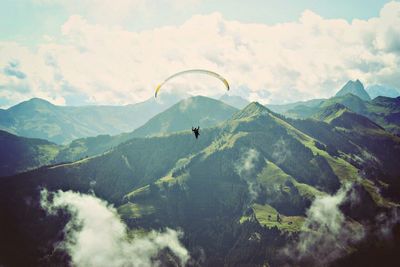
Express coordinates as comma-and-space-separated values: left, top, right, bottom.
277, 213, 282, 223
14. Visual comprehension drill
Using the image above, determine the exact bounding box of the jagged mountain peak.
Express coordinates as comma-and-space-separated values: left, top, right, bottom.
335, 79, 371, 101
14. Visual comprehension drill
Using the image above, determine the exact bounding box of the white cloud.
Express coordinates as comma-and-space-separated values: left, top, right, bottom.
1, 1, 400, 107
271, 137, 291, 165
40, 189, 189, 267
282, 184, 365, 266
235, 148, 261, 204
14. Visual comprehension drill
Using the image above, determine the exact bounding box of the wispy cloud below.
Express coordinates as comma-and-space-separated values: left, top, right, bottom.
235, 148, 261, 206
40, 189, 189, 267
281, 183, 365, 266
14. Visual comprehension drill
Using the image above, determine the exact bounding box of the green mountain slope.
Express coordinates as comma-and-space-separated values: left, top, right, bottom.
319, 94, 400, 135
1, 101, 399, 266
320, 93, 368, 114
368, 96, 400, 135
0, 96, 236, 176
0, 130, 60, 177
131, 96, 237, 137
289, 103, 400, 202
317, 103, 383, 131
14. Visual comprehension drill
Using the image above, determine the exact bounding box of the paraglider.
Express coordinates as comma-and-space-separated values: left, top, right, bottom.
155, 69, 229, 140
192, 126, 200, 139
154, 69, 230, 98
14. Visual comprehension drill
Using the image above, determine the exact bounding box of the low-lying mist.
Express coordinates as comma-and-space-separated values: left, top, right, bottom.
40, 189, 189, 267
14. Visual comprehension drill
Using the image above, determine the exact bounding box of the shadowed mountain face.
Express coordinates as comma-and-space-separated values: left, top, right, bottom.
1, 101, 400, 266
0, 94, 183, 144
0, 130, 59, 177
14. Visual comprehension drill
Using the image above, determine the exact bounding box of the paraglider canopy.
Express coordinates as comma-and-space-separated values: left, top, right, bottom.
155, 69, 230, 98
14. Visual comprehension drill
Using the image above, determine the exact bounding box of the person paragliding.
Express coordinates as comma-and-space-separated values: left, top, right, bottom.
192, 126, 200, 139
155, 69, 229, 141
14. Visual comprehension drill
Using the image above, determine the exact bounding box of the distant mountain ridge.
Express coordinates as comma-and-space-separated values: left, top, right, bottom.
0, 93, 238, 145
267, 80, 400, 136
367, 84, 400, 99
0, 94, 183, 144
219, 94, 250, 109
4, 79, 397, 146
267, 98, 325, 117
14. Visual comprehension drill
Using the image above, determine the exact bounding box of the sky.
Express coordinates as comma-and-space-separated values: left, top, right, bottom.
0, 0, 399, 107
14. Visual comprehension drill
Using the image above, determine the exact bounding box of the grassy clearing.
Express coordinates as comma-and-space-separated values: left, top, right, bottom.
124, 185, 150, 201
361, 179, 398, 208
118, 202, 156, 219
241, 203, 305, 232
203, 132, 247, 158
291, 179, 325, 199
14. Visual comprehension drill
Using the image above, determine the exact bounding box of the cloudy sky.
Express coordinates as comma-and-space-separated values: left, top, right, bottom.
0, 0, 399, 107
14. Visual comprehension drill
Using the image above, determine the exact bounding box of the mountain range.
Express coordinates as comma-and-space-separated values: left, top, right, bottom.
267, 80, 400, 136
1, 94, 400, 266
0, 96, 237, 177
2, 83, 400, 178
0, 93, 249, 145
0, 93, 184, 144
3, 79, 397, 147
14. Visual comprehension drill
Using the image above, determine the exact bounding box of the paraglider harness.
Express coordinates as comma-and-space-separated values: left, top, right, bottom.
192, 126, 200, 139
